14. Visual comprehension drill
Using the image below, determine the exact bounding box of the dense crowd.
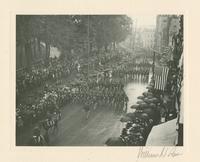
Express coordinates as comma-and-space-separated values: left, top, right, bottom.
16, 49, 154, 146
105, 75, 179, 146
16, 51, 123, 97
105, 80, 161, 146
16, 78, 129, 132
112, 62, 151, 82
16, 58, 76, 96
16, 78, 131, 145
72, 80, 129, 113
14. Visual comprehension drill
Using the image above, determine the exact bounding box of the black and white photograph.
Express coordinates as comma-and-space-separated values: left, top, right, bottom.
15, 15, 183, 146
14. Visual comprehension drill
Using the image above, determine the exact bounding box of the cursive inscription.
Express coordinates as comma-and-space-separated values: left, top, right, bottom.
136, 147, 182, 161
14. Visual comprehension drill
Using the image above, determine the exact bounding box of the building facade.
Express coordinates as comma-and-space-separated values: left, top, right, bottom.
154, 15, 181, 53
133, 27, 155, 51
140, 28, 155, 49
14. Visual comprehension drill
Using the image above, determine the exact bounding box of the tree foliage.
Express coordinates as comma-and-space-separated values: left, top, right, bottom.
16, 15, 133, 65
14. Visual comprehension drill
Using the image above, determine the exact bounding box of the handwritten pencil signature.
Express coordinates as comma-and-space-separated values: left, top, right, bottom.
136, 147, 183, 161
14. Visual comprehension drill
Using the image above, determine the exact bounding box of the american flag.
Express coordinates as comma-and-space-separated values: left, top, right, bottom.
154, 66, 169, 91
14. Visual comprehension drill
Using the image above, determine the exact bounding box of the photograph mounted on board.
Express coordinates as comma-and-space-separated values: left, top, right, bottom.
15, 15, 183, 146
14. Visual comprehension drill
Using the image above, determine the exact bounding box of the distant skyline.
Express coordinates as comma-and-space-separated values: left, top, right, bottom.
128, 14, 157, 29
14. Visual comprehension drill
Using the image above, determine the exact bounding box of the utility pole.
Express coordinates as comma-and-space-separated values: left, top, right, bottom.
132, 19, 137, 52
87, 15, 90, 78
87, 15, 90, 57
152, 51, 156, 79
150, 48, 166, 80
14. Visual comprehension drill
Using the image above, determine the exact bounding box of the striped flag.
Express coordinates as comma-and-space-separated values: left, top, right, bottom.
154, 66, 169, 91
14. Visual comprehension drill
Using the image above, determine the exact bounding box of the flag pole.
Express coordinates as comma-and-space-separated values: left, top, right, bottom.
152, 51, 156, 79
87, 15, 90, 79
150, 48, 163, 79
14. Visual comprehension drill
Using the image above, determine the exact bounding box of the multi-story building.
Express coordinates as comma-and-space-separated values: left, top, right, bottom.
133, 27, 155, 50
140, 28, 155, 49
154, 15, 181, 53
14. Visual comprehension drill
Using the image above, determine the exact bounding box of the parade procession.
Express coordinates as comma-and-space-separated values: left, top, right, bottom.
16, 15, 183, 146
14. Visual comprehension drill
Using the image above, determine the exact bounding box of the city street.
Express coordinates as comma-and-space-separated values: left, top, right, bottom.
16, 15, 183, 146
49, 81, 147, 146
16, 80, 147, 146
50, 104, 122, 146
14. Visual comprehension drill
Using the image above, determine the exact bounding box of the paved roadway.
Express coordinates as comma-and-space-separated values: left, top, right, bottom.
49, 104, 124, 146
16, 81, 148, 146
48, 81, 148, 146
124, 81, 148, 113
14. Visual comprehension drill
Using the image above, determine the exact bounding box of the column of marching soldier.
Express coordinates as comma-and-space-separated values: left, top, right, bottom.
16, 52, 122, 97
16, 55, 152, 146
